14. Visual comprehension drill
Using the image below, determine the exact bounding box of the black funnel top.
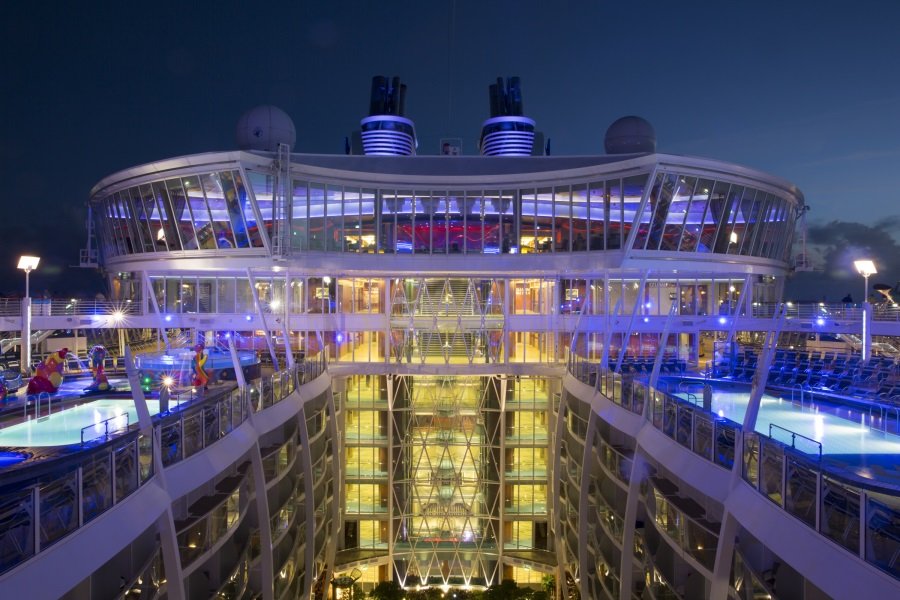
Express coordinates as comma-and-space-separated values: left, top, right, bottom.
488, 76, 524, 117
368, 75, 408, 116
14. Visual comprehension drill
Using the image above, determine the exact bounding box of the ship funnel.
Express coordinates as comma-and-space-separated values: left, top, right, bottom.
360, 75, 417, 156
480, 76, 535, 156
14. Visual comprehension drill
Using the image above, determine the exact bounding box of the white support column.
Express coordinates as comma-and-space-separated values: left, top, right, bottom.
710, 306, 787, 600
298, 395, 317, 596
623, 166, 658, 256
577, 410, 598, 599
617, 451, 646, 600
550, 387, 569, 595
600, 297, 623, 372
147, 408, 186, 600
861, 301, 873, 362
123, 346, 154, 433
227, 340, 274, 599
247, 268, 280, 370
20, 296, 31, 377
386, 374, 396, 581
739, 304, 786, 440
228, 338, 247, 390
724, 274, 752, 346
503, 279, 511, 364
646, 302, 679, 416
321, 387, 342, 589
280, 275, 296, 369
708, 513, 741, 600
142, 271, 170, 352
498, 375, 508, 570
248, 433, 275, 600
614, 270, 650, 374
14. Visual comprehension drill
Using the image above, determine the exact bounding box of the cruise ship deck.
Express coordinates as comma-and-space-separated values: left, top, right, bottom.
0, 91, 898, 600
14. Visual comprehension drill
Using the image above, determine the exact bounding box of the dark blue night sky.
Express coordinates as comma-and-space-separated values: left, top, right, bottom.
2, 1, 898, 299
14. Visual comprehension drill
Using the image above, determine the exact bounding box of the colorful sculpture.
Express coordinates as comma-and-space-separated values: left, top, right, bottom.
26, 348, 69, 394
84, 345, 112, 393
192, 343, 209, 389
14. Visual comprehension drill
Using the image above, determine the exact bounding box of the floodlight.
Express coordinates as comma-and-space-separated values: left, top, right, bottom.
854, 260, 877, 277
17, 255, 40, 271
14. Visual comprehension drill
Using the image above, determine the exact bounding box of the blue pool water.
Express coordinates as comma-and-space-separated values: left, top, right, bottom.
0, 399, 160, 447
676, 386, 900, 456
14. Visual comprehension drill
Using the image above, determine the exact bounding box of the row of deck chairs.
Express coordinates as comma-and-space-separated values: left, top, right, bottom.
722, 349, 900, 405
615, 358, 687, 375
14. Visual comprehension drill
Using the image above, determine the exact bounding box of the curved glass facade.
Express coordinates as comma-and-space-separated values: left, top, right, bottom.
91, 159, 800, 263
94, 170, 264, 257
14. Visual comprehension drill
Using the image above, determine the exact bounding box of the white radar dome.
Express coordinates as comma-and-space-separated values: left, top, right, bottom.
604, 116, 656, 154
235, 105, 296, 151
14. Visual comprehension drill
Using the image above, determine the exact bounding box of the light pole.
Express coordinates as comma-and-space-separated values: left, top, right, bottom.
854, 259, 877, 362
17, 255, 41, 377
854, 259, 877, 303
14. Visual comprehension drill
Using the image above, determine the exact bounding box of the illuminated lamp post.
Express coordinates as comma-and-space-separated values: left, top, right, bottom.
854, 259, 876, 303
17, 255, 40, 377
854, 259, 877, 362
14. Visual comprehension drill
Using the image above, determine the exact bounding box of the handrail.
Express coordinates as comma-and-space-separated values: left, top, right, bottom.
81, 412, 130, 445
768, 423, 822, 461
0, 355, 332, 581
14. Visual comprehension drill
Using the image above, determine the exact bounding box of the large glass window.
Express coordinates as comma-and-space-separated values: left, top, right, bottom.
622, 174, 648, 249
662, 175, 696, 252
713, 184, 743, 254
519, 188, 537, 253
360, 188, 377, 253
93, 169, 797, 263
571, 184, 588, 251
607, 178, 623, 250
217, 278, 236, 313
201, 173, 236, 249
587, 181, 605, 250
291, 179, 309, 251
166, 178, 196, 250
554, 185, 572, 252
124, 187, 154, 252
680, 179, 713, 253
308, 182, 326, 252
151, 182, 181, 251
343, 187, 362, 252
380, 189, 399, 253
233, 171, 263, 248
699, 181, 729, 252
106, 196, 126, 255
326, 184, 343, 252
182, 176, 216, 250
220, 171, 250, 248
535, 187, 553, 253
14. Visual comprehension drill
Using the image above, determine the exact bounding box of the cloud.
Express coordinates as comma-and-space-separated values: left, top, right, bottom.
787, 218, 900, 301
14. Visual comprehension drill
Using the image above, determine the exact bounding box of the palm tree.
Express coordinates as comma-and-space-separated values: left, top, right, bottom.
541, 575, 555, 600
370, 580, 404, 600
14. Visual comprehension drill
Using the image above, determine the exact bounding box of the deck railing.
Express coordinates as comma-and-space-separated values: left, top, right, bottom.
566, 357, 900, 580
0, 352, 327, 577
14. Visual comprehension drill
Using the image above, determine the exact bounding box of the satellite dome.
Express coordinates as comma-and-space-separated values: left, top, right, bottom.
604, 116, 656, 154
235, 105, 296, 151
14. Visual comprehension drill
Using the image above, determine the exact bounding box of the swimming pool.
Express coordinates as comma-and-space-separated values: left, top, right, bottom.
676, 384, 900, 456
0, 399, 160, 447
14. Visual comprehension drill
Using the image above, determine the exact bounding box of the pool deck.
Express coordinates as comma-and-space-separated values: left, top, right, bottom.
0, 377, 236, 478
670, 376, 900, 491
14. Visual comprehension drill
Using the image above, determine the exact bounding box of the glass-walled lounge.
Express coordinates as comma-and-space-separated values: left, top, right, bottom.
142, 275, 775, 317
93, 162, 800, 263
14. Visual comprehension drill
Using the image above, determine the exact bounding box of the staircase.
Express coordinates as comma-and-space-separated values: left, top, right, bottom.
417, 332, 478, 359
417, 279, 477, 316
